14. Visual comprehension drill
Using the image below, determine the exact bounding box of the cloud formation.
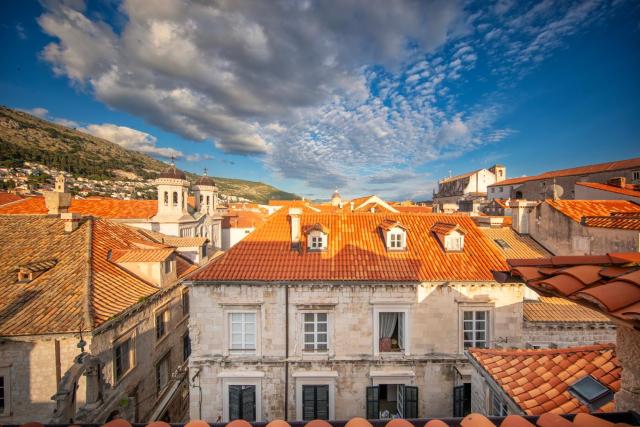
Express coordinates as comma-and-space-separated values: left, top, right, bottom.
37, 0, 624, 198
81, 123, 182, 159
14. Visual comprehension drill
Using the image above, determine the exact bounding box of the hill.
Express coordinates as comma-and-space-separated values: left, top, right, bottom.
0, 106, 299, 203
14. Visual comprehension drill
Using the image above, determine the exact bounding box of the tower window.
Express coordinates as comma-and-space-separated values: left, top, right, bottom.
207, 196, 210, 206
173, 192, 178, 206
164, 191, 169, 206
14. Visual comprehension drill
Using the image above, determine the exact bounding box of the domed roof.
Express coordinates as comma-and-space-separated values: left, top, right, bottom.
159, 164, 186, 180
195, 175, 216, 186
331, 189, 341, 199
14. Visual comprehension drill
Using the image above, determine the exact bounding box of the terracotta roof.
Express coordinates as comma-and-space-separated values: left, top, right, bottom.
431, 222, 466, 235
176, 254, 199, 278
378, 219, 407, 231
139, 229, 209, 247
0, 196, 158, 219
479, 227, 552, 259
489, 157, 640, 187
580, 215, 640, 231
0, 215, 196, 335
11, 412, 640, 427
190, 212, 508, 282
158, 164, 187, 180
394, 205, 433, 213
268, 199, 306, 206
439, 169, 480, 184
468, 344, 621, 416
508, 253, 640, 328
0, 192, 23, 206
494, 199, 510, 209
111, 248, 175, 263
576, 181, 640, 198
524, 296, 611, 323
546, 199, 640, 223
222, 210, 269, 229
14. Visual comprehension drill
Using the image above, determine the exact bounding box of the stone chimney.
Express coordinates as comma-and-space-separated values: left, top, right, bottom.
288, 207, 302, 249
44, 174, 71, 215
61, 212, 81, 233
510, 199, 530, 234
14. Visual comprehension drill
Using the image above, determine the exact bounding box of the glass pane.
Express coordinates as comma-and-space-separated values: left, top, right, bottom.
464, 332, 473, 340
317, 343, 327, 351
463, 311, 472, 320
476, 311, 486, 320
232, 323, 242, 333
244, 322, 255, 333
317, 333, 327, 343
231, 333, 243, 343
231, 313, 241, 322
245, 313, 256, 323
463, 321, 473, 331
304, 334, 314, 343
317, 313, 327, 322
304, 323, 314, 332
245, 333, 255, 345
304, 313, 314, 322
475, 331, 486, 341
476, 321, 485, 331
317, 323, 327, 332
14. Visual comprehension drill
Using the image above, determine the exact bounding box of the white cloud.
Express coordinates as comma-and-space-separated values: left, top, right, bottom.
81, 123, 183, 159
25, 107, 49, 118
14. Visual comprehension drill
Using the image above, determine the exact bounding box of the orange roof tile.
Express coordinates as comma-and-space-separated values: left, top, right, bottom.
0, 192, 23, 206
190, 212, 508, 282
0, 196, 158, 219
524, 297, 611, 323
508, 254, 640, 328
111, 248, 175, 263
546, 199, 640, 223
394, 205, 433, 213
580, 215, 640, 231
0, 215, 196, 335
488, 157, 640, 187
468, 344, 621, 416
576, 181, 640, 198
222, 210, 269, 228
479, 227, 552, 260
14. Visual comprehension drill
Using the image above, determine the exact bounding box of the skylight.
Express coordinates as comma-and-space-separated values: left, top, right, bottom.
568, 375, 613, 411
494, 239, 511, 250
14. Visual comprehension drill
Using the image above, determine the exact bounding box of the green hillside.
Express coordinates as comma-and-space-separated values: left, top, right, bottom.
0, 106, 299, 203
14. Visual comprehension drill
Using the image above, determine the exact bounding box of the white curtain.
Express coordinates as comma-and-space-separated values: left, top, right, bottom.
397, 313, 404, 349
380, 313, 398, 338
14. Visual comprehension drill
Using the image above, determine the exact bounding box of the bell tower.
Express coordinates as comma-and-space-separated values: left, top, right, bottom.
153, 159, 191, 221
193, 168, 218, 216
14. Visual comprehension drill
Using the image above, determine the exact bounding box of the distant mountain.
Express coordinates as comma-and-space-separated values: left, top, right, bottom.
0, 106, 299, 203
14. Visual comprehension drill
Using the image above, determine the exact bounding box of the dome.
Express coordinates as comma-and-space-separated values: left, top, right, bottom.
331, 189, 341, 199
195, 175, 216, 186
158, 164, 187, 180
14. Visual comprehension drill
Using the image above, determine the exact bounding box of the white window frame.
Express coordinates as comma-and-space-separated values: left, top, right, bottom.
307, 231, 327, 251
387, 228, 406, 251
632, 170, 640, 181
373, 305, 410, 357
302, 312, 330, 354
221, 375, 263, 422
459, 306, 493, 352
155, 306, 169, 342
113, 333, 135, 384
444, 232, 464, 252
155, 351, 171, 394
0, 366, 11, 417
294, 372, 337, 421
490, 389, 509, 416
225, 309, 260, 356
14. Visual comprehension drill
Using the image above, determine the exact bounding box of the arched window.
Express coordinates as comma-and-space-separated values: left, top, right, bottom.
173, 191, 178, 206
199, 195, 203, 204
164, 191, 169, 206
515, 191, 523, 199
206, 196, 210, 206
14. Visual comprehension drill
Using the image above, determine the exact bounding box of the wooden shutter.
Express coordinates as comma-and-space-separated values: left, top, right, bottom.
229, 385, 241, 421
404, 386, 419, 418
241, 386, 256, 421
397, 384, 405, 419
366, 386, 379, 419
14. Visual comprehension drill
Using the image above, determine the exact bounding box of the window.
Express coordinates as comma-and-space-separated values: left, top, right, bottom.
182, 290, 189, 316
445, 233, 464, 251
491, 188, 495, 193
388, 231, 406, 250
199, 195, 203, 205
229, 385, 256, 421
303, 313, 328, 352
463, 311, 489, 349
173, 191, 178, 206
230, 312, 256, 351
164, 258, 173, 274
0, 367, 10, 417
568, 375, 614, 411
156, 309, 168, 341
207, 195, 210, 206
377, 312, 405, 353
114, 337, 133, 382
494, 239, 511, 250
302, 385, 329, 420
499, 187, 503, 192
155, 352, 171, 393
366, 384, 418, 419
183, 333, 191, 362
163, 191, 169, 206
309, 233, 326, 250
490, 391, 508, 416
633, 170, 640, 181
0, 374, 5, 416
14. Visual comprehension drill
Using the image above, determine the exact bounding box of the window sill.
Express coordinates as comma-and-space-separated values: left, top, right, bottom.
155, 333, 170, 348
375, 351, 408, 359
114, 365, 136, 386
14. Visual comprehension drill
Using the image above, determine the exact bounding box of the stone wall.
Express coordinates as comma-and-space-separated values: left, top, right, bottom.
523, 322, 616, 348
0, 335, 90, 424
188, 281, 525, 421
615, 326, 640, 412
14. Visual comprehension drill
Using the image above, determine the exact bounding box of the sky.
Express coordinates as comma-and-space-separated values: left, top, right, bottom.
1, 0, 639, 201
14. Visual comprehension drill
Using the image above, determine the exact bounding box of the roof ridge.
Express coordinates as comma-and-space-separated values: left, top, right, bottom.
84, 217, 96, 330
469, 342, 614, 356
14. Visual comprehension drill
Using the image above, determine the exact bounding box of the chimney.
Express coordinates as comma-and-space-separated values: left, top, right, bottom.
61, 212, 81, 232
288, 207, 302, 249
608, 177, 626, 188
350, 201, 354, 212
510, 199, 530, 235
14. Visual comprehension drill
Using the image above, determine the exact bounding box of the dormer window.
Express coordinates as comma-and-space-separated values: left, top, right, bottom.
304, 224, 329, 251
379, 219, 407, 251
16, 259, 58, 283
431, 222, 466, 252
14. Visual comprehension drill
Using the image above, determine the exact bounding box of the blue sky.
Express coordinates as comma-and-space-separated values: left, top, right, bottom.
1, 0, 639, 200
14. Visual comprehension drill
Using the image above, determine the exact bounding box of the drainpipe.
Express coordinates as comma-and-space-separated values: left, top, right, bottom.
284, 283, 290, 420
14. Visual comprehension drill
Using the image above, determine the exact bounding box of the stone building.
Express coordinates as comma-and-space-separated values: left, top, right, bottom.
0, 214, 197, 424
0, 164, 223, 249
221, 209, 269, 250
487, 157, 640, 201
575, 179, 640, 203
523, 199, 640, 256
186, 207, 528, 422
433, 165, 506, 213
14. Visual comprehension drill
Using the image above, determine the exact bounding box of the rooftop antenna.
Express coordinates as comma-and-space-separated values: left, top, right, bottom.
203, 167, 208, 176
170, 155, 176, 166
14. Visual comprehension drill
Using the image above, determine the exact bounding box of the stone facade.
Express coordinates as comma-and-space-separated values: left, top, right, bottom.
188, 281, 525, 421
526, 202, 639, 255
522, 321, 616, 348
615, 326, 640, 412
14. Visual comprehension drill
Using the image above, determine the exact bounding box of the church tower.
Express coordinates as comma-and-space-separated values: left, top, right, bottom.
153, 160, 191, 221
330, 189, 342, 207
193, 168, 218, 216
